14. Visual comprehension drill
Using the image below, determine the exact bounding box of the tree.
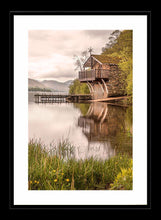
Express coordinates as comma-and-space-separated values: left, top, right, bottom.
102, 30, 133, 103
102, 30, 121, 53
69, 79, 90, 95
73, 50, 88, 71
73, 47, 94, 72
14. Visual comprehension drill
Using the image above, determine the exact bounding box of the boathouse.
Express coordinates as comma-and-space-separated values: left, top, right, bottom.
79, 54, 125, 99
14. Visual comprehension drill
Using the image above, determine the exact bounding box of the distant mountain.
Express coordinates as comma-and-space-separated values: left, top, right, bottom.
28, 78, 50, 89
28, 78, 73, 93
64, 80, 73, 86
42, 80, 72, 92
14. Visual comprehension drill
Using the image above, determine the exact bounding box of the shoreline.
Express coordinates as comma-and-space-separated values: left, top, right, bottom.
28, 140, 133, 190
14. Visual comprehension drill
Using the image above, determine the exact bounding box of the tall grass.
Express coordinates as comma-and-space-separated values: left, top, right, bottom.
28, 140, 132, 190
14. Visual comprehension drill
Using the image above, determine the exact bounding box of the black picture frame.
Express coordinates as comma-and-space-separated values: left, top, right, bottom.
9, 10, 152, 212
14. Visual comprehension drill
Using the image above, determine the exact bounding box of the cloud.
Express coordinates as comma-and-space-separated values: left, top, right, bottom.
83, 30, 112, 38
28, 30, 84, 58
28, 30, 113, 81
39, 70, 76, 80
28, 53, 76, 81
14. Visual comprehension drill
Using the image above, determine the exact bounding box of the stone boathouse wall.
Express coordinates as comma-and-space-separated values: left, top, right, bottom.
90, 65, 126, 100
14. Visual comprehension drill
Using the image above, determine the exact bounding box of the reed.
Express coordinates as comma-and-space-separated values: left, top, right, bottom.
28, 140, 132, 190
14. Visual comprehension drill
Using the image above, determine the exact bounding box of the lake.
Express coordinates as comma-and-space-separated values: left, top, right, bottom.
28, 92, 132, 160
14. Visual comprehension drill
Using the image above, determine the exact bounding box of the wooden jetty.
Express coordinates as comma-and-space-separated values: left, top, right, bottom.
67, 94, 91, 102
34, 94, 92, 103
89, 96, 130, 103
34, 94, 68, 103
34, 93, 130, 104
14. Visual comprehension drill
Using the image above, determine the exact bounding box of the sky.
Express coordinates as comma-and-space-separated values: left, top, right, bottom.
28, 30, 113, 82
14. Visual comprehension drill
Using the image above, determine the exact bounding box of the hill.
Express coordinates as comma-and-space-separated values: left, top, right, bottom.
28, 78, 49, 89
42, 80, 72, 92
28, 78, 73, 93
64, 80, 73, 86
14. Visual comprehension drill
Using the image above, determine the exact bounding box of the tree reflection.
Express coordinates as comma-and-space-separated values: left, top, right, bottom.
77, 102, 132, 157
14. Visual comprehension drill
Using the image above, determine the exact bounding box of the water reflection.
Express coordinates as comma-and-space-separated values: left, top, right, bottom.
28, 92, 132, 160
76, 102, 132, 158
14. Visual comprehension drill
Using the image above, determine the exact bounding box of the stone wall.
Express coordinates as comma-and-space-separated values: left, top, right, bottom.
106, 65, 126, 97
89, 65, 126, 99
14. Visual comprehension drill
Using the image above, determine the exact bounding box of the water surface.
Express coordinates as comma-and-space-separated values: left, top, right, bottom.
28, 92, 132, 160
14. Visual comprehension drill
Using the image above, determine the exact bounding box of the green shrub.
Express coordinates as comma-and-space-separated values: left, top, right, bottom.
69, 79, 90, 95
110, 159, 133, 190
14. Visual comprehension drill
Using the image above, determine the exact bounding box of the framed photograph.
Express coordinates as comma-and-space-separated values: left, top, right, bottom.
9, 11, 151, 209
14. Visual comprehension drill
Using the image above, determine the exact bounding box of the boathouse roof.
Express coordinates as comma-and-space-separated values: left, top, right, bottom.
83, 54, 121, 67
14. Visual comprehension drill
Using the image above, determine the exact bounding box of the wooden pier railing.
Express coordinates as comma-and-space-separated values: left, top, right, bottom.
34, 94, 92, 103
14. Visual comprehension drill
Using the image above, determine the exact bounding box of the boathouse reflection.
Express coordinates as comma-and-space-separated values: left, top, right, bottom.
77, 102, 132, 158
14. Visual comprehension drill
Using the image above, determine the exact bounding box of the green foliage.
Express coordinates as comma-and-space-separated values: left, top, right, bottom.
119, 57, 133, 102
102, 30, 133, 103
28, 87, 52, 92
110, 159, 133, 190
28, 140, 132, 190
102, 30, 132, 57
69, 79, 90, 95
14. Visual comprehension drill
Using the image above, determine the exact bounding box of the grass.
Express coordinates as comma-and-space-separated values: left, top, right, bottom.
28, 140, 132, 190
